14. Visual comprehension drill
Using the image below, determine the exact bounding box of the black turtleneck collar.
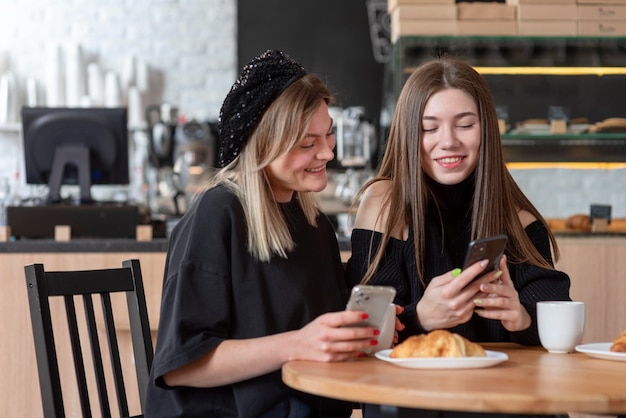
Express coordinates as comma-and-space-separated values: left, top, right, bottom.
425, 170, 476, 214
424, 171, 476, 264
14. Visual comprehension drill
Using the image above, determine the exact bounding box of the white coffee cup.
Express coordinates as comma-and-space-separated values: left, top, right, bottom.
537, 301, 585, 353
366, 303, 396, 354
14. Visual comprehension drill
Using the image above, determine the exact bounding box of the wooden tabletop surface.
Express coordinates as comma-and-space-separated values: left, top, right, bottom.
282, 343, 626, 415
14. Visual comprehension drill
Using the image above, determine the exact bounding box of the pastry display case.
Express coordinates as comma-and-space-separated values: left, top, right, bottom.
391, 36, 626, 164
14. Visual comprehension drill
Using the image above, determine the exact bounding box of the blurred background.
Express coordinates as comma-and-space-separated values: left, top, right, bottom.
0, 0, 625, 234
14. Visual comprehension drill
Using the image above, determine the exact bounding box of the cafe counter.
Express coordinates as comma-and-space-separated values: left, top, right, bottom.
2, 232, 626, 416
0, 238, 168, 417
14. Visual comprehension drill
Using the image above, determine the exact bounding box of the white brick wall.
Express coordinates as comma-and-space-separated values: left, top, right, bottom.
510, 168, 626, 218
0, 0, 236, 120
0, 0, 236, 202
1, 0, 624, 219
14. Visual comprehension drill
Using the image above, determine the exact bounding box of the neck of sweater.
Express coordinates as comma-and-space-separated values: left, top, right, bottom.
426, 172, 475, 215
425, 172, 476, 264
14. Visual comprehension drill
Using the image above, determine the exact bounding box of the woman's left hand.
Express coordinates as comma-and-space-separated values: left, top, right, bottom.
472, 255, 532, 332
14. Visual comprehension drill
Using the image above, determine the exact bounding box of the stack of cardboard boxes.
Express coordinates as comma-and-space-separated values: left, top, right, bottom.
389, 0, 626, 41
457, 2, 517, 36
512, 0, 578, 36
389, 0, 458, 42
577, 0, 626, 36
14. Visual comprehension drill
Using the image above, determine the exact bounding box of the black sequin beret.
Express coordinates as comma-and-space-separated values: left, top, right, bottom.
217, 49, 307, 167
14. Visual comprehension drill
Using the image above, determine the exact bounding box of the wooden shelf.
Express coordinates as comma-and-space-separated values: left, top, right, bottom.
501, 133, 626, 163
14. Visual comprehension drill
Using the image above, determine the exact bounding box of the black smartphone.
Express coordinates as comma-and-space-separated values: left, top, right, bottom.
462, 234, 508, 279
345, 285, 396, 328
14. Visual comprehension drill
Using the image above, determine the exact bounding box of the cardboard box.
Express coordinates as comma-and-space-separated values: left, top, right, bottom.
518, 5, 578, 20
518, 20, 577, 35
578, 20, 626, 35
577, 5, 626, 20
54, 225, 71, 242
507, 0, 575, 4
458, 3, 517, 20
457, 20, 518, 35
136, 225, 153, 242
0, 226, 10, 242
391, 7, 458, 42
391, 18, 458, 42
577, 0, 626, 4
393, 4, 457, 20
388, 0, 455, 13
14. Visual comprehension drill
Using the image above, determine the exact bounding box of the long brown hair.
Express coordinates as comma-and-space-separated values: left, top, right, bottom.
359, 57, 558, 284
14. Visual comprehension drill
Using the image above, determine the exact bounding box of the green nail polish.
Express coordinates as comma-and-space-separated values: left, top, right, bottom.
474, 299, 483, 305
452, 268, 462, 278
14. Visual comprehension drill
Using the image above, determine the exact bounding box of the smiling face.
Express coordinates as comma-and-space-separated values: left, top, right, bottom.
265, 100, 335, 202
420, 88, 481, 185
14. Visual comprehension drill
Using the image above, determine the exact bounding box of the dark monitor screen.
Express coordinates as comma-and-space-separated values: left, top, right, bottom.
21, 107, 129, 203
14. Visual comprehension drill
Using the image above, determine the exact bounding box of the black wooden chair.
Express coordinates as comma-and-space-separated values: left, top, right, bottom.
24, 259, 154, 418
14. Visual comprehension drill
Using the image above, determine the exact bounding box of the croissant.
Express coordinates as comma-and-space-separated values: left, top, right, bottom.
390, 330, 486, 358
565, 214, 591, 231
610, 330, 626, 353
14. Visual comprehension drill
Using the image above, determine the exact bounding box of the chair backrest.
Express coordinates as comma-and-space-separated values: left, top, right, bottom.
25, 259, 154, 418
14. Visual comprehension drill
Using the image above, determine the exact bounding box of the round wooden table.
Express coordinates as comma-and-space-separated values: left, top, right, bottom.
282, 343, 626, 415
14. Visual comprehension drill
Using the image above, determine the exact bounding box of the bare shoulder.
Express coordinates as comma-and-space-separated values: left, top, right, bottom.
518, 209, 537, 228
353, 180, 393, 232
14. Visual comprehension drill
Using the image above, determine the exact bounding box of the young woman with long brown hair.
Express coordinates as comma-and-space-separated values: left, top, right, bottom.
347, 57, 571, 418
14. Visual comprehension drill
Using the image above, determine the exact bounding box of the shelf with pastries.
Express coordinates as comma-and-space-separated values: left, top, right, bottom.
548, 215, 626, 234
393, 36, 626, 74
501, 134, 626, 164
392, 36, 626, 101
392, 36, 626, 104
391, 36, 626, 164
500, 117, 626, 164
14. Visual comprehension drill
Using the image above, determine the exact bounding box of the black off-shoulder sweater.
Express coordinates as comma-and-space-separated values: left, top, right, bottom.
346, 176, 571, 345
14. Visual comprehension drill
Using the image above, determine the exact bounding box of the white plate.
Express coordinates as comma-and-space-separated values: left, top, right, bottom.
575, 343, 626, 362
374, 349, 508, 369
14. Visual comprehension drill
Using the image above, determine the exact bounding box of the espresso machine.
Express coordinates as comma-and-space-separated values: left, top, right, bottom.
325, 106, 377, 239
146, 104, 216, 218
171, 119, 217, 209
329, 106, 377, 205
334, 106, 376, 168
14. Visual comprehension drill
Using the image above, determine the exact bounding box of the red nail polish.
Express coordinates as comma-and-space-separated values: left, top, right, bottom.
370, 340, 378, 346
361, 313, 369, 320
373, 329, 380, 336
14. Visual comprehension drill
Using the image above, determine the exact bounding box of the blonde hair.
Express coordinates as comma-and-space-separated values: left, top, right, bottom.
358, 57, 558, 284
206, 74, 333, 261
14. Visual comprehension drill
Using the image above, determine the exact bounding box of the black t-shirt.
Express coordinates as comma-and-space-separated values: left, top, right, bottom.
146, 185, 351, 417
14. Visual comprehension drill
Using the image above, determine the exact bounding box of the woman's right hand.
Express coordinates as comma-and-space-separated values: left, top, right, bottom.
164, 310, 381, 388
290, 310, 382, 362
416, 259, 493, 331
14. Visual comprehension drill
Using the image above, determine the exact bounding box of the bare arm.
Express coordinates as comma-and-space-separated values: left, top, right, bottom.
163, 310, 381, 388
517, 209, 537, 228
354, 180, 406, 240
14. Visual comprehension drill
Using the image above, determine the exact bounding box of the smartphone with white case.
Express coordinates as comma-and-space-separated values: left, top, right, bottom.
346, 285, 396, 328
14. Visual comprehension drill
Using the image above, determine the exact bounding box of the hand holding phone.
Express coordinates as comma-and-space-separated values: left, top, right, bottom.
462, 234, 508, 280
345, 285, 396, 329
